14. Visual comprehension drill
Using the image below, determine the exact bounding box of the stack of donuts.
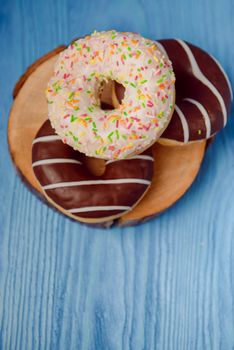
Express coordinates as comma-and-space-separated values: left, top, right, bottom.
32, 30, 232, 225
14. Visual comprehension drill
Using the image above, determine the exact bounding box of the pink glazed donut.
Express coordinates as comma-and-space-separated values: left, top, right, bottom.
46, 30, 175, 159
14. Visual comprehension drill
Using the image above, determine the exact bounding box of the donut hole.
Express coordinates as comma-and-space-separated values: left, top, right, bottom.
113, 81, 126, 106
100, 80, 125, 110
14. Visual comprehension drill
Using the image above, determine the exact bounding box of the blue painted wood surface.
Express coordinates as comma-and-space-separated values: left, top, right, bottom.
0, 0, 234, 349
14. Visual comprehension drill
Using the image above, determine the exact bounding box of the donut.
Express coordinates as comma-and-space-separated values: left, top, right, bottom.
46, 30, 175, 159
113, 39, 232, 143
32, 120, 154, 223
158, 39, 233, 143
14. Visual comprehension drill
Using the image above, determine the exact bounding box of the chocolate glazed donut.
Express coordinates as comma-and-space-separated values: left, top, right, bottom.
157, 39, 233, 142
32, 120, 154, 223
113, 39, 232, 143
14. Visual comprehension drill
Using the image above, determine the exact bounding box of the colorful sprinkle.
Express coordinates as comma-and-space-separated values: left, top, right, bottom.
47, 30, 175, 159
108, 132, 114, 142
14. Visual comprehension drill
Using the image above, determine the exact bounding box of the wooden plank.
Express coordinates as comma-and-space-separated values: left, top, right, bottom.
8, 49, 205, 225
0, 0, 234, 349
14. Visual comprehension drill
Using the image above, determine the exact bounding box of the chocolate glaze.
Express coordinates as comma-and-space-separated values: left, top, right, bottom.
115, 39, 232, 142
32, 120, 154, 219
159, 39, 232, 142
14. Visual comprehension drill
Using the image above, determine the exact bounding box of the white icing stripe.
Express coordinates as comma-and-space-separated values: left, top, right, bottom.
155, 41, 169, 58
32, 158, 82, 167
32, 135, 61, 144
174, 105, 189, 143
106, 155, 154, 165
176, 39, 227, 125
209, 54, 233, 101
43, 178, 151, 190
184, 98, 211, 138
68, 206, 131, 214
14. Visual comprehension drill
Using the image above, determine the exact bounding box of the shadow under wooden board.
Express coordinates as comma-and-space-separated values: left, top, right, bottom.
8, 46, 206, 227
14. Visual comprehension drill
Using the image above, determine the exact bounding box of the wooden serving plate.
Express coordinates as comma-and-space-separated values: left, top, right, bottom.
8, 46, 206, 227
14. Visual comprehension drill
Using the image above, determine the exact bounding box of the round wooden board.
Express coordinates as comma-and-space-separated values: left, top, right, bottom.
8, 47, 206, 227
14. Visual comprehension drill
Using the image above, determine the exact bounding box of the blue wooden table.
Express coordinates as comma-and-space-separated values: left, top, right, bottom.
0, 0, 234, 349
